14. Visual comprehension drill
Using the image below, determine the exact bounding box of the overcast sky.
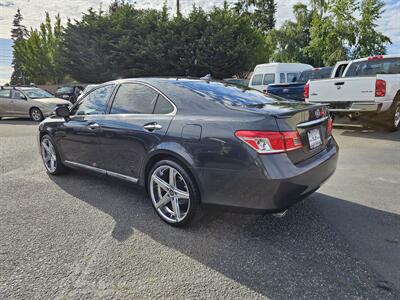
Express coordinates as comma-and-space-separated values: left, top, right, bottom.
0, 0, 399, 84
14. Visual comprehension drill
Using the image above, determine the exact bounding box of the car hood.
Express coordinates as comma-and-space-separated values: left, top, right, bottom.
33, 98, 70, 105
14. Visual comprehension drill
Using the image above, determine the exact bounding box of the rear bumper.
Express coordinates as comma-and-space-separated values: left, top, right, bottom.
197, 138, 339, 212
311, 101, 380, 112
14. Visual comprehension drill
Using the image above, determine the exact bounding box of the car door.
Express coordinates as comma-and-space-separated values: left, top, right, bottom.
97, 83, 175, 180
10, 90, 30, 116
0, 89, 12, 116
56, 84, 115, 169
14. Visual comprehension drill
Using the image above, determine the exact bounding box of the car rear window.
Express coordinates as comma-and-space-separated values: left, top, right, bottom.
173, 80, 276, 106
345, 58, 400, 77
298, 67, 333, 82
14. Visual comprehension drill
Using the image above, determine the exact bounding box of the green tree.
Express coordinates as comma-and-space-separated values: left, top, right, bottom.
353, 0, 391, 58
10, 9, 28, 85
61, 1, 266, 81
270, 4, 318, 65
234, 0, 276, 33
13, 13, 65, 84
306, 0, 358, 66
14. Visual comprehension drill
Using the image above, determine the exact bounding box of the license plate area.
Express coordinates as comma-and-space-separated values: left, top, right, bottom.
307, 128, 322, 150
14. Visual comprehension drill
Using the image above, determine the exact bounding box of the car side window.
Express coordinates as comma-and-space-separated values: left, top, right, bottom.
262, 74, 275, 85
73, 85, 114, 115
287, 73, 297, 82
279, 73, 285, 83
0, 90, 11, 99
110, 83, 158, 114
154, 94, 174, 114
251, 74, 263, 86
11, 90, 24, 99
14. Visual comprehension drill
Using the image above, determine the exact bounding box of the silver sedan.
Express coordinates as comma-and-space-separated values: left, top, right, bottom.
0, 87, 70, 121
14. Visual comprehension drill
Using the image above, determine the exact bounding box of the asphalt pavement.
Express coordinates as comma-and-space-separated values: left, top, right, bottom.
0, 118, 399, 299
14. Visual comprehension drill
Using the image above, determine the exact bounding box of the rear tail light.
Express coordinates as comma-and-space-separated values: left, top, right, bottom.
327, 117, 333, 135
235, 130, 303, 154
375, 79, 386, 97
304, 81, 310, 100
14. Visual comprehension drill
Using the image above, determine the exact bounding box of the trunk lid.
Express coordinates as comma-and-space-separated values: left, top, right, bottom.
239, 101, 331, 164
273, 104, 331, 164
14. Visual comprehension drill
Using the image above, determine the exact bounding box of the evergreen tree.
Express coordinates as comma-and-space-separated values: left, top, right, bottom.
10, 9, 28, 85
13, 13, 65, 84
234, 0, 276, 34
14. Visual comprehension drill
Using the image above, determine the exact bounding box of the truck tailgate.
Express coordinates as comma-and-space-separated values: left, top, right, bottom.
309, 77, 375, 103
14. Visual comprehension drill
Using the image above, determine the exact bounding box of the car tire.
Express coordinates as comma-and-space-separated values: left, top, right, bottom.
30, 107, 44, 122
147, 159, 200, 226
383, 100, 400, 132
388, 101, 400, 131
40, 134, 67, 175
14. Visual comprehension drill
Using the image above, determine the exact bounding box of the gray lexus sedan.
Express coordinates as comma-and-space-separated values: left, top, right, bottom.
38, 78, 338, 226
0, 86, 70, 121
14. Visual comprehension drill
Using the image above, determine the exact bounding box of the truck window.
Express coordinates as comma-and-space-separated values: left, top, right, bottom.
335, 64, 348, 77
279, 73, 285, 83
287, 73, 298, 82
345, 58, 400, 77
251, 74, 263, 86
262, 74, 275, 85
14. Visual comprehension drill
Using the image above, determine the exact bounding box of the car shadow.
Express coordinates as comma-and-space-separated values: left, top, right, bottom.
0, 118, 38, 125
336, 126, 400, 142
333, 116, 400, 142
49, 170, 399, 298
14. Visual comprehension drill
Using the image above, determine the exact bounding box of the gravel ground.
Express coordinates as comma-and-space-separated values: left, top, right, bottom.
0, 118, 399, 299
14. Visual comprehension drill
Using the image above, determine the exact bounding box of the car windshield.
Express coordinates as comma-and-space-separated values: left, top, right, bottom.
25, 88, 53, 99
56, 86, 74, 93
298, 67, 333, 82
173, 80, 277, 107
83, 85, 97, 94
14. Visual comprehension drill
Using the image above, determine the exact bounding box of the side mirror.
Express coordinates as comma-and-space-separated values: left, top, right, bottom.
55, 106, 70, 118
20, 95, 27, 100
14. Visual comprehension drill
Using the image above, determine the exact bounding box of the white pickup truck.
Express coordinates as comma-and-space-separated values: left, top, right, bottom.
305, 55, 400, 131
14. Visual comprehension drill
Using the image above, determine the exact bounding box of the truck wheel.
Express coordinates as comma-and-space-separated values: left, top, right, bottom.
347, 113, 360, 121
385, 100, 400, 132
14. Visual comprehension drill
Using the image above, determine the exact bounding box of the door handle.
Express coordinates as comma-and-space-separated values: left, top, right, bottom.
334, 82, 345, 86
87, 123, 100, 130
144, 123, 162, 131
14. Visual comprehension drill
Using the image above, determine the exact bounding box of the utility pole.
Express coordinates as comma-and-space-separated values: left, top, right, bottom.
176, 0, 180, 17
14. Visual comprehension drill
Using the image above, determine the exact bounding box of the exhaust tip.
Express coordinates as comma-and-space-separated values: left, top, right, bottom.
272, 210, 288, 218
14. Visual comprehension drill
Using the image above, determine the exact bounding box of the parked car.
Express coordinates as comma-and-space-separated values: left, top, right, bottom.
54, 85, 84, 103
305, 55, 400, 131
38, 78, 338, 226
0, 86, 71, 121
76, 84, 98, 103
249, 63, 313, 92
267, 67, 333, 101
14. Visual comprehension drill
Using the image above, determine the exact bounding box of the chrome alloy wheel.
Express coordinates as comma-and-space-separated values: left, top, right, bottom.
41, 138, 57, 173
31, 108, 42, 121
150, 165, 190, 223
